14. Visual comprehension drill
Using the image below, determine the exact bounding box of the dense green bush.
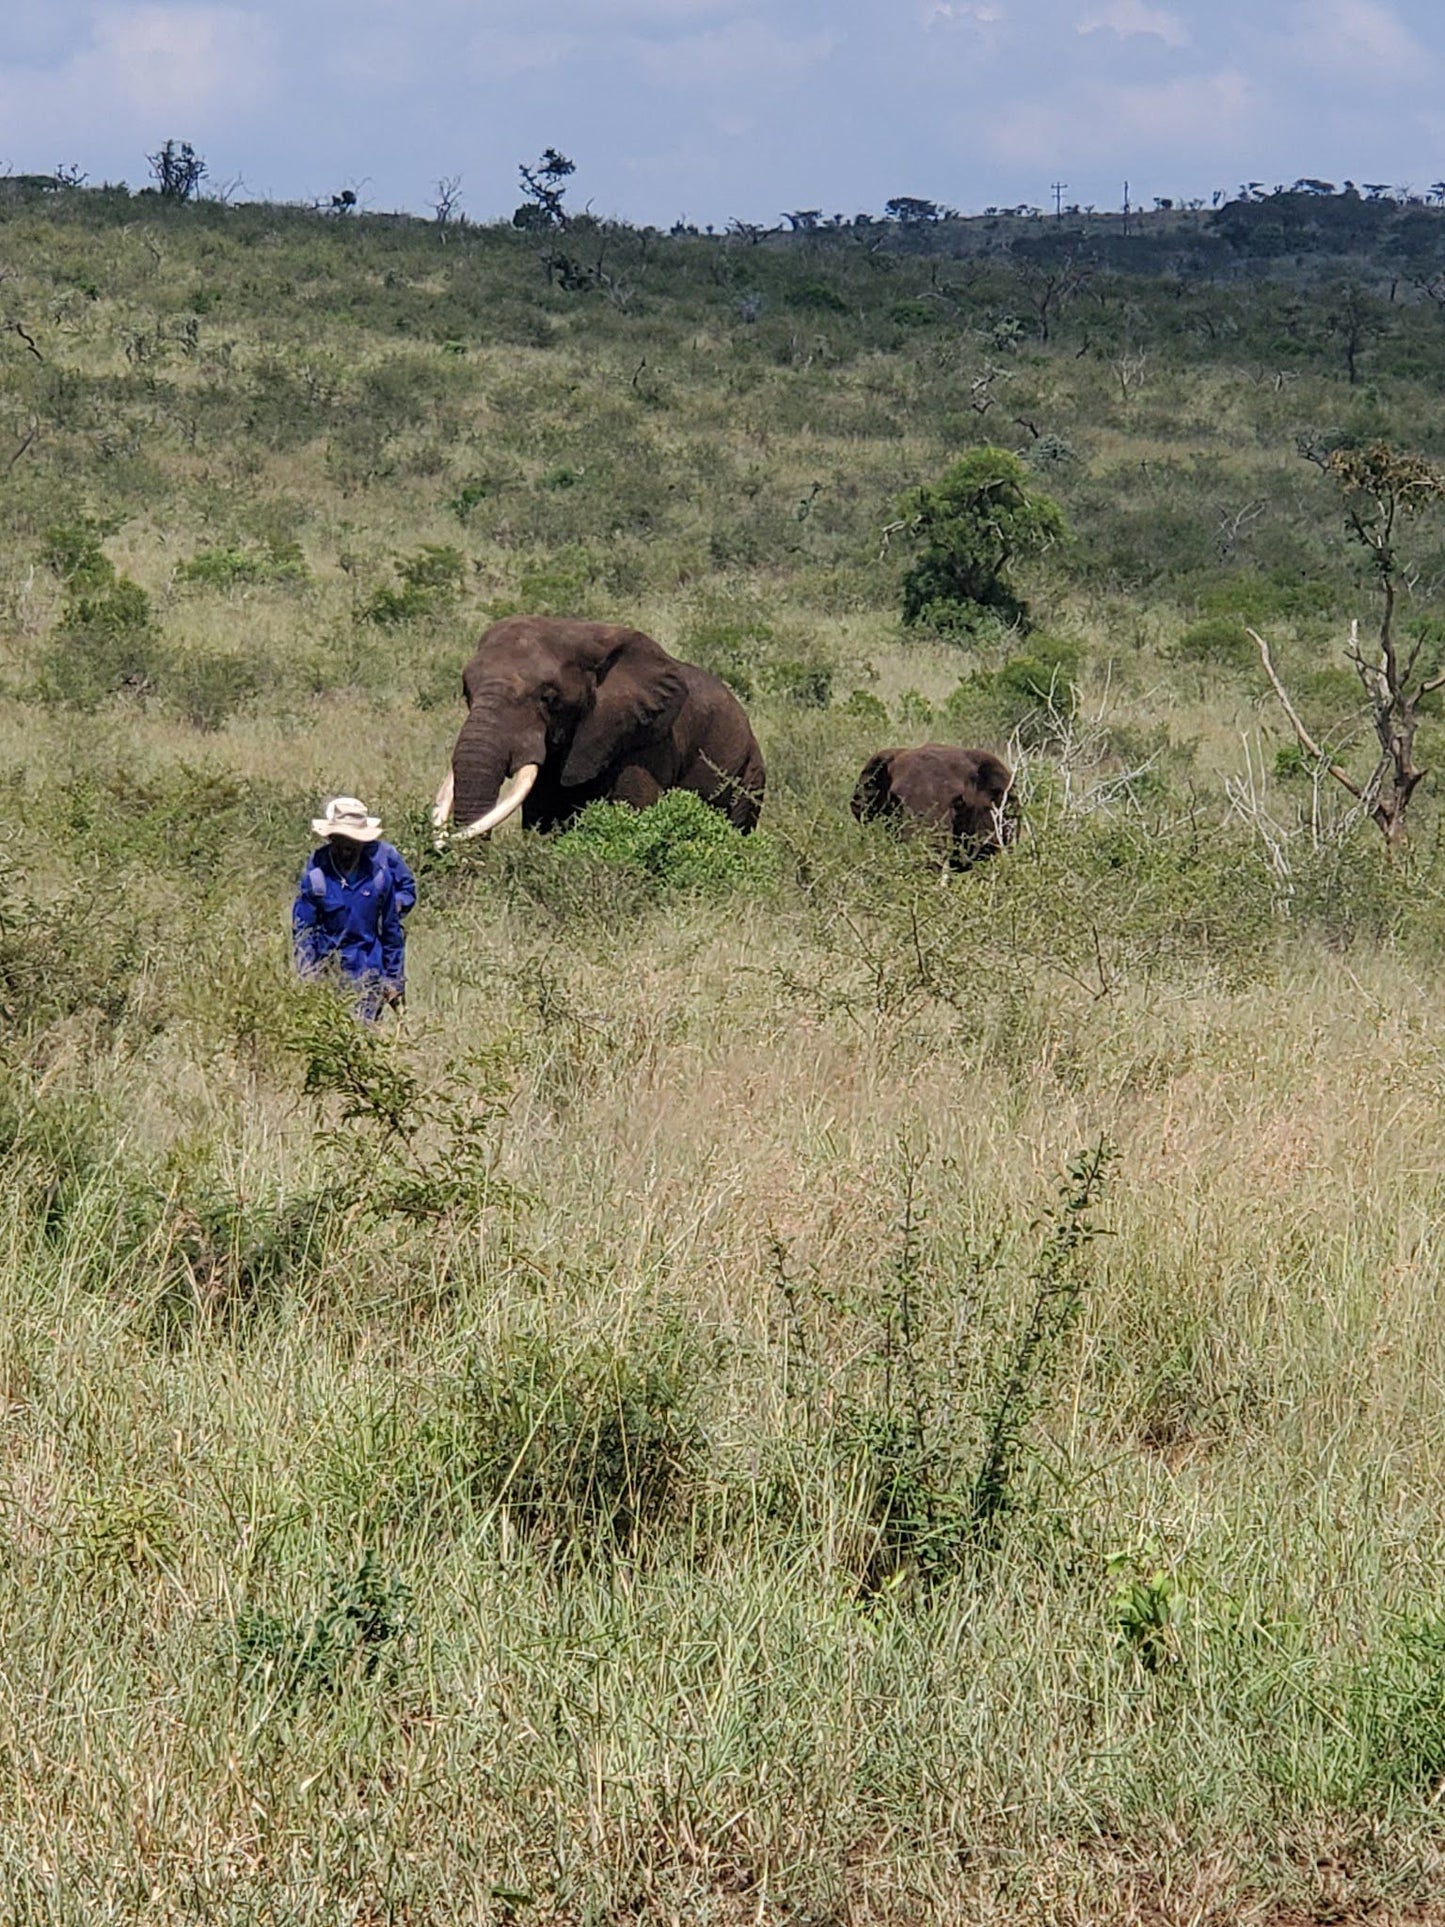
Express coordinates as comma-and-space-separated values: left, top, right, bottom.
37, 578, 167, 708
234, 1553, 409, 1694
177, 539, 308, 588
944, 634, 1081, 736
360, 543, 466, 625
897, 446, 1067, 634
460, 1322, 709, 1553
555, 791, 778, 896
1172, 614, 1255, 671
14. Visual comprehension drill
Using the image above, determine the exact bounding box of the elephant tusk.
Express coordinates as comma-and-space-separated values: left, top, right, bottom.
453, 762, 540, 841
431, 770, 455, 830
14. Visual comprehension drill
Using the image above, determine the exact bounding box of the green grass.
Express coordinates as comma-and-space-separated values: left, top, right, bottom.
2, 189, 1445, 1922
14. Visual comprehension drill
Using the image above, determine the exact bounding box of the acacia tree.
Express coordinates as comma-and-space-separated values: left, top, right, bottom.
1321, 280, 1388, 385
1252, 441, 1445, 848
884, 196, 942, 224
513, 148, 574, 230
895, 446, 1067, 633
147, 140, 206, 201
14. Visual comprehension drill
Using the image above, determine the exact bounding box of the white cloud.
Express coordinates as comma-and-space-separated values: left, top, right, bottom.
0, 4, 276, 141
89, 4, 275, 120
1078, 0, 1189, 48
637, 19, 835, 87
924, 3, 1003, 22
1284, 0, 1433, 85
989, 67, 1255, 166
468, 30, 582, 80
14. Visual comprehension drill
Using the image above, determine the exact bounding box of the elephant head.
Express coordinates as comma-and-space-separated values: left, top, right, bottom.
432, 618, 689, 843
851, 745, 1018, 867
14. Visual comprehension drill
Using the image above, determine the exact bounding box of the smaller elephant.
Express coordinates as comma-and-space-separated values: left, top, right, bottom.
851, 745, 1018, 867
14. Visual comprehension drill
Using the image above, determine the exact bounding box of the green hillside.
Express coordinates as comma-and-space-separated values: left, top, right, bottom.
5, 185, 1445, 1923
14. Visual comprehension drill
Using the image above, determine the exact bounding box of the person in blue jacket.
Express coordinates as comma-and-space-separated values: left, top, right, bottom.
293, 796, 408, 1020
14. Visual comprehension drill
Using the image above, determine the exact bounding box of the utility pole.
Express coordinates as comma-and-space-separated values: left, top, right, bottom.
1122, 179, 1131, 237
1052, 180, 1067, 220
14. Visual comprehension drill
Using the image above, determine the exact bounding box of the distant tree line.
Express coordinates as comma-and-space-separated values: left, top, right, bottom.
11, 139, 1445, 266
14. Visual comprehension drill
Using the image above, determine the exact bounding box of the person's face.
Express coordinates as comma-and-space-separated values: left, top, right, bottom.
329, 835, 366, 871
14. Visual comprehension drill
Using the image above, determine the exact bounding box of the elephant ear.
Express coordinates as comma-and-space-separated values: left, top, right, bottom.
560, 633, 688, 788
851, 752, 896, 822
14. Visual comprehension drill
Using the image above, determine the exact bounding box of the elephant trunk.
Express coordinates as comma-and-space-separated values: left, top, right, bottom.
453, 763, 539, 841
437, 696, 545, 843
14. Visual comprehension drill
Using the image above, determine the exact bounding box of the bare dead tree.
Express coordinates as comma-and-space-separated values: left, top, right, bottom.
7, 414, 39, 468
1251, 442, 1445, 849
967, 364, 1012, 415
1014, 253, 1092, 344
1112, 348, 1148, 404
1216, 498, 1267, 559
0, 270, 42, 363
433, 175, 464, 229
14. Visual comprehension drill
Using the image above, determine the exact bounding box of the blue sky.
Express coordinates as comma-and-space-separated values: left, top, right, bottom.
3, 1, 1444, 225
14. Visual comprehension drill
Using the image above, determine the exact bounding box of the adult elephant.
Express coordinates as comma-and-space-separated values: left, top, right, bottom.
432, 617, 765, 843
851, 745, 1017, 868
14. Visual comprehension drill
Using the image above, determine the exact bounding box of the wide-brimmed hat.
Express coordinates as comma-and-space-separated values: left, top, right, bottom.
312, 795, 383, 842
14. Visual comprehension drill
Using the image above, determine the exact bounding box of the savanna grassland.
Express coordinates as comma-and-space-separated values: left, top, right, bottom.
10, 181, 1445, 1923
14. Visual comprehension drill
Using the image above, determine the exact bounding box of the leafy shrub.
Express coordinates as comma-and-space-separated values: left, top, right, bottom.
396, 543, 465, 593
166, 651, 264, 731
1173, 615, 1255, 671
360, 583, 435, 626
843, 689, 890, 726
41, 520, 120, 593
234, 1553, 409, 1695
994, 636, 1080, 716
793, 281, 850, 314
59, 764, 303, 878
555, 791, 778, 896
766, 657, 833, 708
449, 472, 506, 521
361, 544, 466, 625
678, 608, 776, 699
1025, 433, 1080, 470
36, 574, 168, 709
68, 577, 154, 639
1293, 665, 1365, 723
1109, 1548, 1185, 1673
944, 634, 1081, 735
1195, 571, 1338, 630
177, 540, 307, 589
774, 1144, 1115, 1592
461, 1322, 708, 1553
511, 543, 606, 617
889, 300, 937, 328
896, 689, 936, 728
898, 446, 1067, 633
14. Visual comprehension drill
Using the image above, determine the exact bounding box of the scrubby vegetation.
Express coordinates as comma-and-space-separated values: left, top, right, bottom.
6, 180, 1445, 1922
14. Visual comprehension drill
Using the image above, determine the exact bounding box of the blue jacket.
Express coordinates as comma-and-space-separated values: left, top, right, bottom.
293, 843, 405, 992
377, 841, 417, 917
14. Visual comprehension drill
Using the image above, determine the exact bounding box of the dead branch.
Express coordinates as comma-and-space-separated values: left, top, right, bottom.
7, 415, 38, 468
6, 318, 41, 361
1248, 626, 1364, 800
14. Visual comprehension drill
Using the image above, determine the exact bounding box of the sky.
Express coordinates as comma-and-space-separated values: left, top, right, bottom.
3, 0, 1444, 227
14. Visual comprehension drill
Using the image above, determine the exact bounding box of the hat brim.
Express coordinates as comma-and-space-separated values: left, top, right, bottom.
313, 818, 383, 841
